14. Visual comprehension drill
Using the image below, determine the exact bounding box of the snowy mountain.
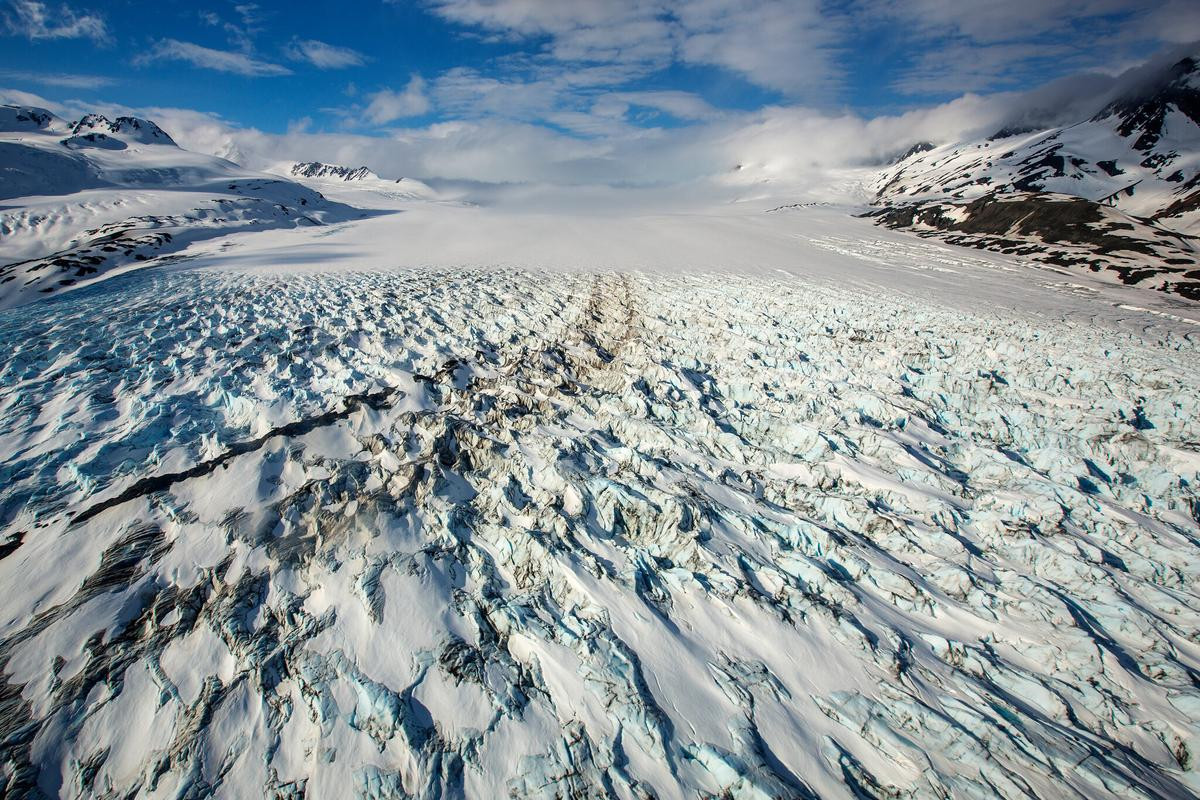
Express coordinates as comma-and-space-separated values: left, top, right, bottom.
69, 113, 177, 146
870, 51, 1200, 301
0, 106, 361, 308
875, 53, 1200, 224
283, 160, 439, 205
291, 161, 379, 181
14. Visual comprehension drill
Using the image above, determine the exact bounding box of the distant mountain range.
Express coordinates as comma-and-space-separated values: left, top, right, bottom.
868, 50, 1200, 301
284, 161, 437, 202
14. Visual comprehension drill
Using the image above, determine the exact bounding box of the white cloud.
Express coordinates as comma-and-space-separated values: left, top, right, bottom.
856, 0, 1200, 95
0, 85, 65, 108
427, 0, 1198, 102
284, 38, 368, 69
3, 79, 1008, 191
8, 43, 1193, 208
234, 3, 263, 27
1, 0, 109, 43
426, 0, 676, 62
363, 77, 431, 124
860, 0, 1130, 45
426, 0, 841, 98
190, 3, 270, 56
891, 41, 1083, 94
135, 39, 292, 77
125, 86, 1025, 191
1130, 0, 1200, 45
0, 69, 113, 88
421, 67, 718, 137
607, 90, 718, 121
432, 68, 560, 119
675, 0, 841, 96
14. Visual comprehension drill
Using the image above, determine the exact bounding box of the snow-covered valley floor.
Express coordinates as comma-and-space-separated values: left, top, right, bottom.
1, 206, 1200, 799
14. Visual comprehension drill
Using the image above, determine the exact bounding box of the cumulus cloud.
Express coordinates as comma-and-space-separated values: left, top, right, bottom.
862, 0, 1131, 45
0, 85, 69, 109
1, 0, 109, 44
9, 42, 1194, 209
127, 81, 1061, 191
284, 38, 368, 69
363, 77, 431, 124
1134, 0, 1200, 44
605, 91, 719, 121
420, 66, 718, 137
135, 39, 292, 77
431, 68, 567, 121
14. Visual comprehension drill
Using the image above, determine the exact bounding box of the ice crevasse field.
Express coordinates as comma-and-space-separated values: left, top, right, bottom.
0, 197, 1198, 800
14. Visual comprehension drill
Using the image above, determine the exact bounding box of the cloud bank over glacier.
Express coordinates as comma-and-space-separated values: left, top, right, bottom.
0, 49, 1168, 203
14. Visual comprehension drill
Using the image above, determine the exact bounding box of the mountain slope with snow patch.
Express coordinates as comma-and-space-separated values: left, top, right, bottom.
0, 106, 364, 308
868, 51, 1200, 301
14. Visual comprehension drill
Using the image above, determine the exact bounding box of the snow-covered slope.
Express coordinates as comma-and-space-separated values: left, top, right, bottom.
873, 54, 1200, 229
0, 106, 362, 308
868, 52, 1200, 301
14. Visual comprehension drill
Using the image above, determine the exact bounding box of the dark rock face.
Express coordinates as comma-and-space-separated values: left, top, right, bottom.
291, 162, 376, 181
988, 125, 1037, 141
868, 193, 1200, 301
70, 114, 177, 146
1095, 56, 1200, 152
890, 142, 935, 164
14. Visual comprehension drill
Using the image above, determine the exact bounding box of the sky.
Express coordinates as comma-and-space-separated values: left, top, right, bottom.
2, 0, 1200, 191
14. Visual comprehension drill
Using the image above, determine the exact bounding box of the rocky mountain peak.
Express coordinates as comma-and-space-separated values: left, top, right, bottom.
1094, 53, 1200, 151
290, 161, 379, 181
890, 141, 935, 165
70, 114, 177, 146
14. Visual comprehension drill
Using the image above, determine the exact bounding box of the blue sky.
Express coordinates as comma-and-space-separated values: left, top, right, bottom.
2, 0, 1196, 138
2, 0, 1198, 189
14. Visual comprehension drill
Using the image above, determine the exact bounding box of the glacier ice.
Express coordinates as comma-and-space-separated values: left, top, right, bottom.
0, 267, 1198, 798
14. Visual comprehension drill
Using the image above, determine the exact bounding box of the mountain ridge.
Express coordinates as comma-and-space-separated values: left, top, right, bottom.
291, 161, 379, 182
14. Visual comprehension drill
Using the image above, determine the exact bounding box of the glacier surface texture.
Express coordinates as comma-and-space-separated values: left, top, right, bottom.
0, 268, 1199, 799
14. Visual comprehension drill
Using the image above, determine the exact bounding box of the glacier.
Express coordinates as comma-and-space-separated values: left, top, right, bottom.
0, 248, 1198, 798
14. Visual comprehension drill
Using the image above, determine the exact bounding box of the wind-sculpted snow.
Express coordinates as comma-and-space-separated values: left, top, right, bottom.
1, 268, 1199, 798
